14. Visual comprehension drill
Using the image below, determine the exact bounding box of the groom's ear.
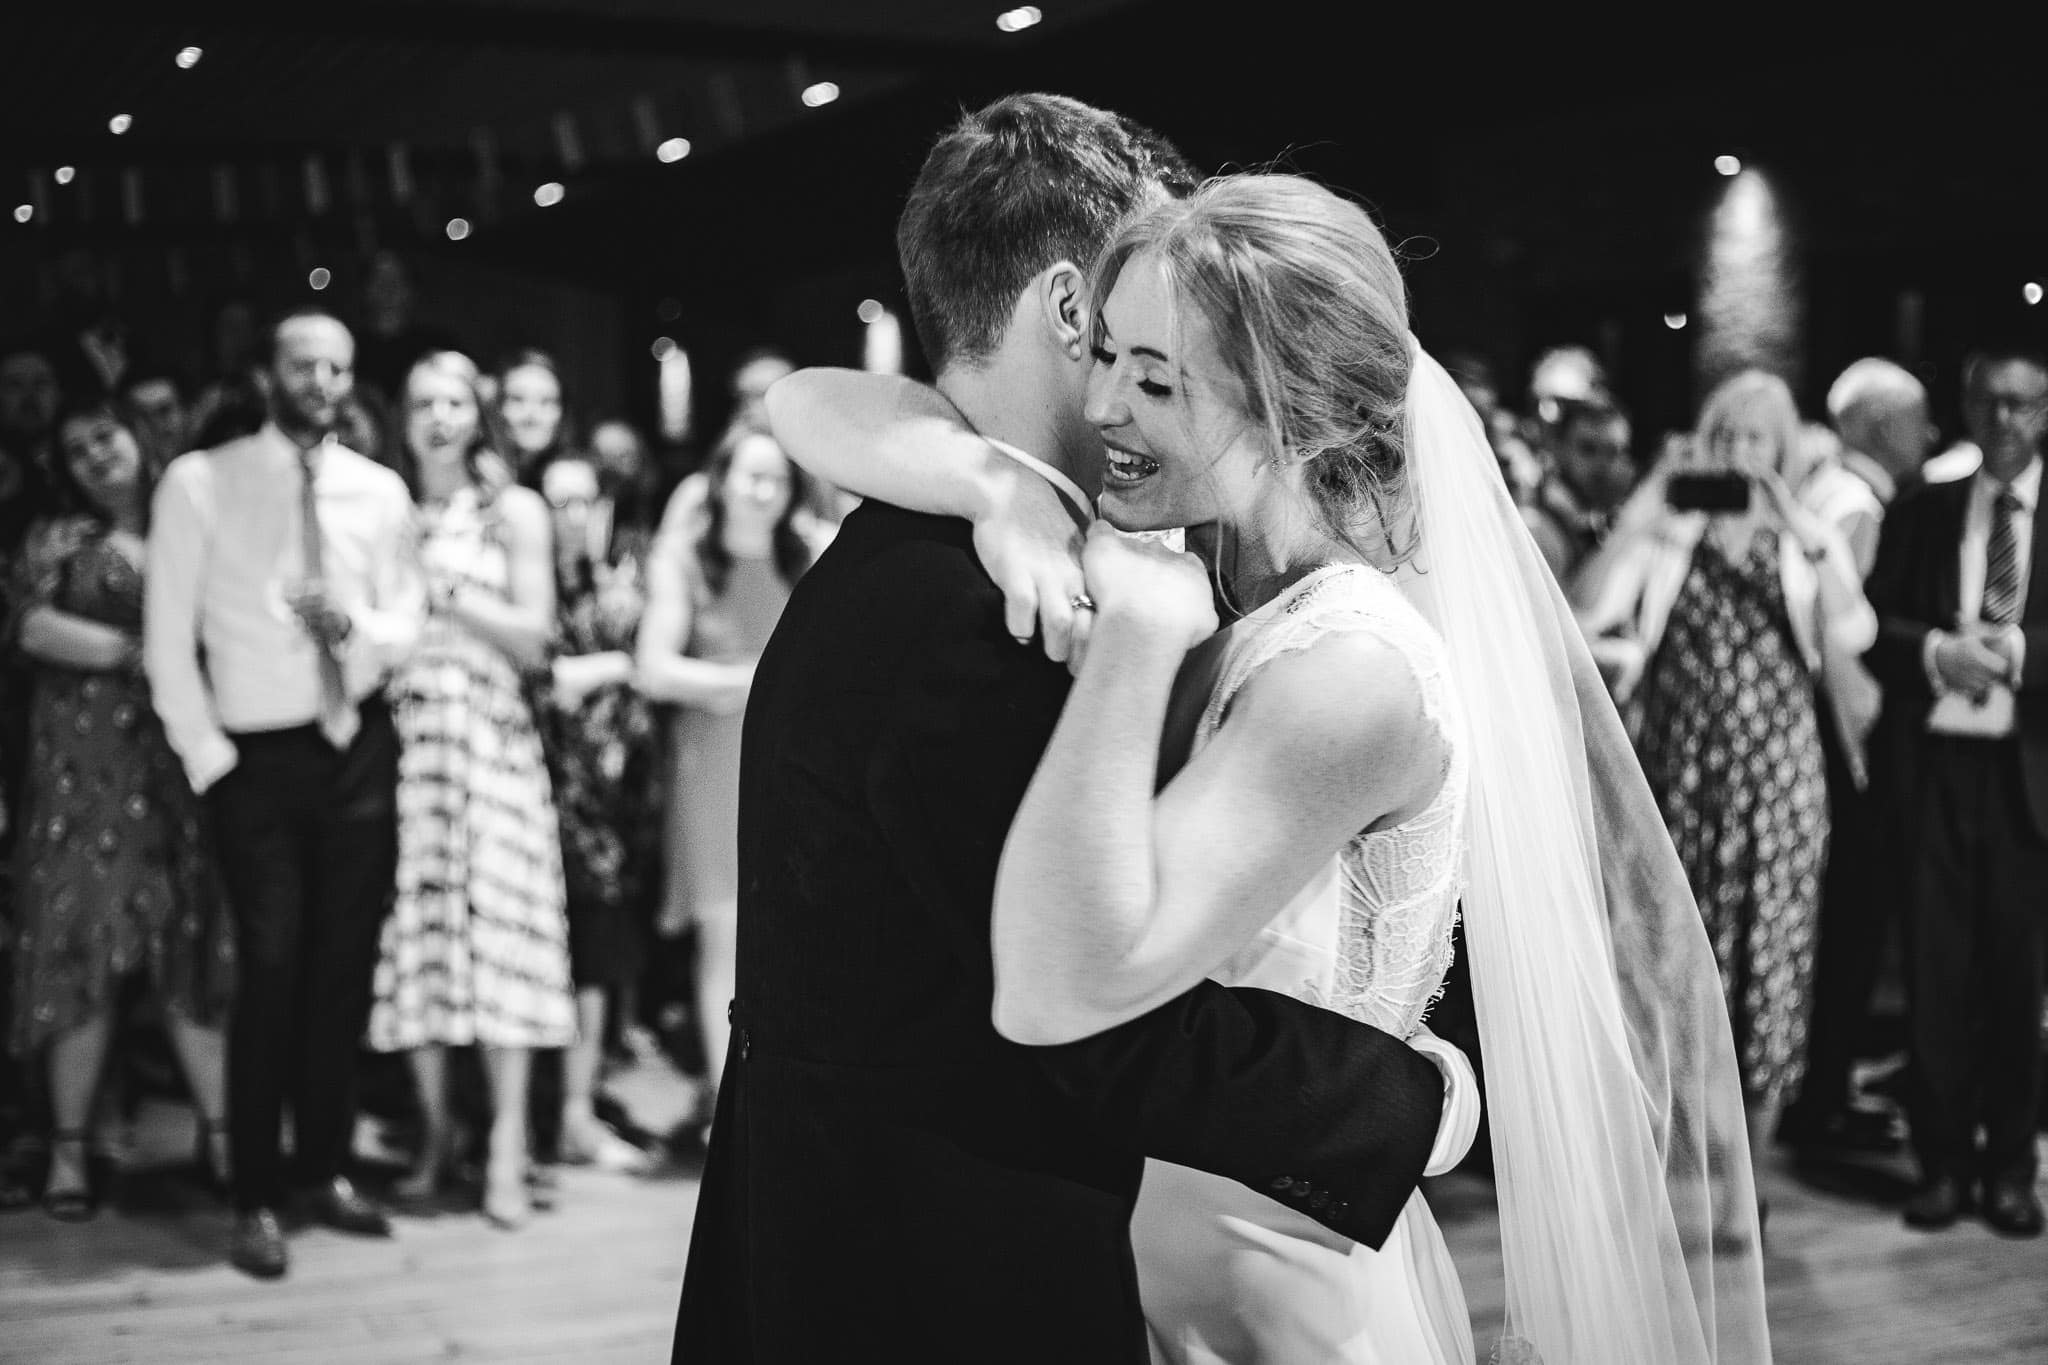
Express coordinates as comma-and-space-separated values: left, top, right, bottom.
1037, 261, 1088, 361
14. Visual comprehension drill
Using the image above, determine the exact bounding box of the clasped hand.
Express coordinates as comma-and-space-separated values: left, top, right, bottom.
973, 464, 1215, 672
1934, 622, 2020, 701
286, 582, 353, 649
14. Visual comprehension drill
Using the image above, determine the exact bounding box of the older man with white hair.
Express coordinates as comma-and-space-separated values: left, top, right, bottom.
1783, 357, 1940, 1160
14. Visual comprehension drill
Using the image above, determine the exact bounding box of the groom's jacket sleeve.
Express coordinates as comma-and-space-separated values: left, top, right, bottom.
866, 550, 1446, 1251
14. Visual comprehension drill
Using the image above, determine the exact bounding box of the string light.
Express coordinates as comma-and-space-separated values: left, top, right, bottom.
109, 113, 133, 135
445, 217, 471, 241
996, 7, 1043, 32
176, 46, 203, 69
651, 336, 677, 360
1714, 154, 1741, 177
800, 81, 839, 108
12, 205, 31, 224
1663, 312, 1688, 330
2025, 282, 2044, 307
54, 166, 74, 185
857, 299, 885, 324
533, 181, 565, 207
308, 267, 331, 291
656, 137, 691, 163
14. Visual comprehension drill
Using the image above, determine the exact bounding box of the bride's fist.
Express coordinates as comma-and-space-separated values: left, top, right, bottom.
1080, 521, 1217, 653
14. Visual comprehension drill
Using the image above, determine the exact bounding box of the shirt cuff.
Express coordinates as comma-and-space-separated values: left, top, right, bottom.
1408, 1028, 1481, 1178
2009, 626, 2026, 688
183, 733, 241, 795
1922, 630, 1948, 695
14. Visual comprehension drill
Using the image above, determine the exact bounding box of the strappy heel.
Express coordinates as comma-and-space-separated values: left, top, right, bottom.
42, 1130, 98, 1223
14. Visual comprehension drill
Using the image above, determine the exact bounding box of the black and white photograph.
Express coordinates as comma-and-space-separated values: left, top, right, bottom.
1, 4, 2044, 1362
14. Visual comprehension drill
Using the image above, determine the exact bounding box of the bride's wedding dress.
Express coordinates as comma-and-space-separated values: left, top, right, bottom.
1133, 562, 1477, 1365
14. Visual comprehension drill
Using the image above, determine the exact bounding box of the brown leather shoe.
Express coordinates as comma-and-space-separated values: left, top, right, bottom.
1982, 1179, 2045, 1238
302, 1175, 392, 1237
230, 1208, 289, 1279
1902, 1175, 1969, 1230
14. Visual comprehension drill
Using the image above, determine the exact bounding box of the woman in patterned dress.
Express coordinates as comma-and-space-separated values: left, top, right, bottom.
637, 421, 817, 1117
365, 352, 573, 1228
534, 450, 659, 1170
1576, 368, 1879, 1177
7, 398, 232, 1218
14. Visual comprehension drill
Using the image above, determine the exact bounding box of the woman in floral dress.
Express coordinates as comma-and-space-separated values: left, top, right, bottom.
7, 398, 232, 1218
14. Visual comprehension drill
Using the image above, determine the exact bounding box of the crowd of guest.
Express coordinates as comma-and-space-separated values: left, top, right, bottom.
1458, 335, 2048, 1241
0, 282, 830, 1280
1, 246, 2044, 1289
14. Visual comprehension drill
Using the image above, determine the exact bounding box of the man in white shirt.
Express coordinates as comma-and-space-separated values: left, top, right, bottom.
145, 309, 424, 1278
1864, 338, 2048, 1237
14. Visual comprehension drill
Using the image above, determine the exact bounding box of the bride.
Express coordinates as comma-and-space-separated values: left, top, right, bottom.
767, 172, 1771, 1364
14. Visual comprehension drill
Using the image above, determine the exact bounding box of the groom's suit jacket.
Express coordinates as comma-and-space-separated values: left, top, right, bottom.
672, 500, 1446, 1365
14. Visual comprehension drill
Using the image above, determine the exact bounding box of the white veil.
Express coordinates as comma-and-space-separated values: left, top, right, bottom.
1398, 343, 1772, 1363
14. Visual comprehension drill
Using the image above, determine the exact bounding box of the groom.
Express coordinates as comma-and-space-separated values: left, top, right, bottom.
672, 95, 1455, 1363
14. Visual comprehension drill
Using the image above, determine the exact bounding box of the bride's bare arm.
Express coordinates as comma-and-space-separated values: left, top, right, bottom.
991, 532, 1444, 1045
764, 367, 1091, 658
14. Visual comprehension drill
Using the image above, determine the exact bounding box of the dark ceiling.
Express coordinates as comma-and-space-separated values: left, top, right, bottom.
7, 3, 2045, 432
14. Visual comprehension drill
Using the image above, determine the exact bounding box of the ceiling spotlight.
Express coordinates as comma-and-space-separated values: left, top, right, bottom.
109, 113, 133, 135
651, 336, 678, 361
1714, 154, 1741, 177
12, 204, 31, 224
656, 137, 692, 164
534, 181, 565, 208
308, 267, 331, 292
445, 217, 471, 241
801, 81, 840, 109
175, 46, 203, 69
1663, 312, 1689, 330
996, 6, 1044, 32
54, 166, 75, 185
2026, 282, 2045, 307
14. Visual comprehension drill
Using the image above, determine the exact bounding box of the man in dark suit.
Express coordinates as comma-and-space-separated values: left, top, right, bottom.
671, 95, 1455, 1363
1864, 337, 2048, 1236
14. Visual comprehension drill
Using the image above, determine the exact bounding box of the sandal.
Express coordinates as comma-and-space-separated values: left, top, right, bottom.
42, 1130, 99, 1223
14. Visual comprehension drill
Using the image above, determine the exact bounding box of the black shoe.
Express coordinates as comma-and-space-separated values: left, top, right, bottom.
230, 1208, 289, 1279
302, 1175, 392, 1237
1902, 1175, 1969, 1230
1981, 1179, 2045, 1237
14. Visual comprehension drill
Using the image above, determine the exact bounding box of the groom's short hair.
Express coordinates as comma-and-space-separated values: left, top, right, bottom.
896, 93, 1200, 373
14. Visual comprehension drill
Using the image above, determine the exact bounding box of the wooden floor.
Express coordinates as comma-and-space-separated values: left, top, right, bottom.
3, 1054, 2045, 1365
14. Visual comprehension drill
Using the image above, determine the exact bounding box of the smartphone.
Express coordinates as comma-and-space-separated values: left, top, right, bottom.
1666, 471, 1751, 514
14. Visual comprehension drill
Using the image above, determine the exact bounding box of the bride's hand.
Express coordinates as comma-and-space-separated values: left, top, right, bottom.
1078, 522, 1218, 657
971, 448, 1090, 664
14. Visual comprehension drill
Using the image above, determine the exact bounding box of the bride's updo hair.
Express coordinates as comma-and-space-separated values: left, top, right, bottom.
1086, 172, 1415, 559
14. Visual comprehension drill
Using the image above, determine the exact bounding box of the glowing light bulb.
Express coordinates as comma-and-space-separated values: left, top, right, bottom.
1714, 154, 1741, 177
857, 299, 885, 324
2025, 282, 2044, 307
308, 267, 331, 291
651, 336, 678, 361
996, 6, 1043, 31
445, 217, 471, 241
54, 166, 74, 185
1663, 312, 1688, 330
176, 46, 203, 69
109, 113, 133, 135
534, 181, 565, 207
12, 204, 32, 224
656, 137, 691, 163
801, 82, 839, 108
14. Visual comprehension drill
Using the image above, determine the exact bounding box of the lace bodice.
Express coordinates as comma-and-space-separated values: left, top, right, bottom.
1198, 563, 1469, 1039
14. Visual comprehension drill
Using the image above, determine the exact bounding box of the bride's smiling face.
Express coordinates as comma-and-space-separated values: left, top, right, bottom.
1084, 252, 1274, 534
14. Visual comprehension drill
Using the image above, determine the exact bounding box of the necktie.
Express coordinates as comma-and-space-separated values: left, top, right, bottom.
299, 444, 360, 749
1983, 488, 2025, 627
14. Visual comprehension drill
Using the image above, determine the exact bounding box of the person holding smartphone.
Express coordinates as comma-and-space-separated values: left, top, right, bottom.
1571, 369, 1876, 1231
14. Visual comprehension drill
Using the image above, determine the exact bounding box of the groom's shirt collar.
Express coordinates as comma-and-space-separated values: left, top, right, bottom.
990, 442, 1094, 527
